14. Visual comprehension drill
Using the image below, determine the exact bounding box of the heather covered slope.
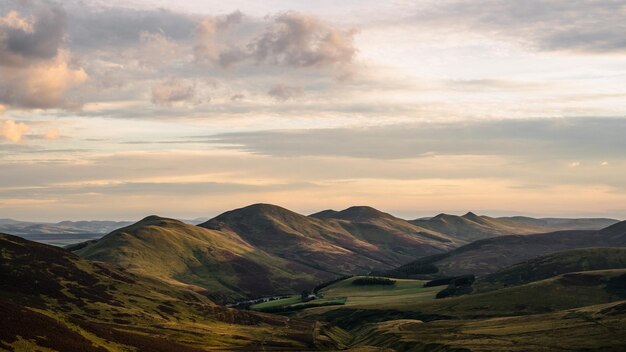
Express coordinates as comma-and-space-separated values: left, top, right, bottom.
202, 204, 457, 274
0, 233, 337, 351
386, 220, 626, 278
71, 216, 325, 303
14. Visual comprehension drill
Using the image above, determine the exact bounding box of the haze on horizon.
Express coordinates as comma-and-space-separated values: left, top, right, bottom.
1, 0, 625, 222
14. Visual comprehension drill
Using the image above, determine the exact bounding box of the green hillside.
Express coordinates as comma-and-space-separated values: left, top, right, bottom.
71, 216, 327, 303
0, 233, 338, 351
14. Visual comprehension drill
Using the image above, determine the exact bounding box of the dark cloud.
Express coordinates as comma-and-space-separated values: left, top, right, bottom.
267, 83, 303, 101
0, 6, 65, 65
210, 118, 626, 160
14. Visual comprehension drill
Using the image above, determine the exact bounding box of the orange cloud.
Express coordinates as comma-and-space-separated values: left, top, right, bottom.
44, 128, 60, 140
0, 50, 88, 109
1, 119, 30, 143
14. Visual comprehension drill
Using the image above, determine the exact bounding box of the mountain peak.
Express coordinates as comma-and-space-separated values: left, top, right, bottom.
462, 212, 484, 222
114, 215, 185, 232
199, 203, 307, 230
333, 206, 394, 221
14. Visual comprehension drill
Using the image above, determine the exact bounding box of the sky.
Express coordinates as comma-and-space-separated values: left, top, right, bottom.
1, 0, 625, 221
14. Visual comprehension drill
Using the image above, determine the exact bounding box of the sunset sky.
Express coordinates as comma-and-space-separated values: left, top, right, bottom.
1, 0, 625, 221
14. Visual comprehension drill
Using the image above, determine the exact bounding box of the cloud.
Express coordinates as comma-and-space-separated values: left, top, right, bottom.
230, 93, 245, 101
193, 17, 219, 64
267, 83, 304, 101
193, 11, 357, 71
210, 118, 626, 160
0, 49, 88, 109
411, 0, 626, 54
151, 78, 197, 106
1, 119, 30, 143
250, 12, 357, 68
0, 7, 66, 65
44, 128, 60, 140
193, 11, 246, 66
67, 5, 196, 50
0, 5, 87, 110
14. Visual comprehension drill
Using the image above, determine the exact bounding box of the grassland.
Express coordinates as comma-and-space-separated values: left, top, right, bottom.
251, 295, 348, 312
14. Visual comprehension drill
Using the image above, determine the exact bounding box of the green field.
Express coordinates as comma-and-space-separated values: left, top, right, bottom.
251, 295, 348, 312
318, 276, 440, 307
251, 295, 302, 309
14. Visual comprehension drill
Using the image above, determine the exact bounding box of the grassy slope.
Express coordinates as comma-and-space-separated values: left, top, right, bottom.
72, 216, 324, 303
476, 247, 626, 292
308, 270, 626, 320
1, 233, 339, 351
387, 221, 626, 278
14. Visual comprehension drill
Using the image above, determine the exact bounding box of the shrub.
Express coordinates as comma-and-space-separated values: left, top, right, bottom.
352, 277, 396, 286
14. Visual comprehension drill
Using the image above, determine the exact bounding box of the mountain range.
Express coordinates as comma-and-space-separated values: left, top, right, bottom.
66, 204, 619, 303
1, 203, 625, 351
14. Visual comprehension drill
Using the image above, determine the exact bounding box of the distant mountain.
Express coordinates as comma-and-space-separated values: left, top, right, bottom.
201, 204, 457, 273
386, 220, 626, 278
0, 219, 133, 236
410, 212, 618, 242
0, 233, 334, 351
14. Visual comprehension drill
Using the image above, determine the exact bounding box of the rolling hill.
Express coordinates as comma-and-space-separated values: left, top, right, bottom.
0, 233, 339, 351
410, 212, 618, 242
385, 220, 626, 278
71, 215, 328, 303
201, 204, 457, 274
